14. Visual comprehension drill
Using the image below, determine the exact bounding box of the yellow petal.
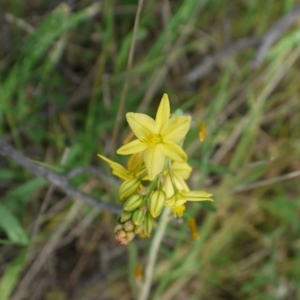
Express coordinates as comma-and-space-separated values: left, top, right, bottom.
126, 113, 158, 139
166, 195, 186, 207
155, 93, 170, 132
173, 175, 190, 192
163, 143, 187, 163
165, 196, 176, 208
144, 144, 165, 180
127, 152, 143, 171
171, 162, 192, 179
161, 115, 191, 143
117, 139, 147, 155
163, 175, 175, 199
97, 154, 131, 180
182, 190, 213, 201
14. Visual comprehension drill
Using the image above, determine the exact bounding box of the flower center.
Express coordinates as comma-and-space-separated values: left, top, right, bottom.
145, 133, 162, 146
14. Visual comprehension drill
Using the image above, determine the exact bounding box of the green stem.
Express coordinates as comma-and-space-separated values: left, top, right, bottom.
137, 207, 171, 300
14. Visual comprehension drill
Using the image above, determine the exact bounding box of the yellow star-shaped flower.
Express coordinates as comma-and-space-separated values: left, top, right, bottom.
117, 94, 191, 180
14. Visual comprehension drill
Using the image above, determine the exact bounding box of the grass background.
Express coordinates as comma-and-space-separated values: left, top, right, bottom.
1, 0, 300, 299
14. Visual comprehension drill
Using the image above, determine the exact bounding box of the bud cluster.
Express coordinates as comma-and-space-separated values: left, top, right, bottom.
114, 173, 165, 244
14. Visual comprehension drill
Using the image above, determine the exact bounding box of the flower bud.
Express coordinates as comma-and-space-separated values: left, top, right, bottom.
115, 229, 126, 239
147, 190, 166, 218
123, 220, 134, 232
114, 224, 123, 233
143, 212, 154, 235
119, 178, 140, 200
134, 224, 143, 234
126, 231, 135, 242
115, 222, 136, 245
132, 207, 146, 226
119, 211, 132, 223
123, 194, 143, 212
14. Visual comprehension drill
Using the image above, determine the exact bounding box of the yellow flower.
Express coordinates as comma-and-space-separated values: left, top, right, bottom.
163, 162, 192, 198
166, 190, 213, 209
117, 94, 191, 180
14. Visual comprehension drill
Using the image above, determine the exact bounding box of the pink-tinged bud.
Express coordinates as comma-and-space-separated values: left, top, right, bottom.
126, 231, 135, 242
139, 186, 148, 195
123, 194, 143, 212
114, 224, 123, 233
143, 212, 154, 235
116, 229, 126, 239
159, 174, 166, 186
147, 190, 166, 218
119, 178, 140, 200
123, 220, 134, 231
115, 227, 135, 245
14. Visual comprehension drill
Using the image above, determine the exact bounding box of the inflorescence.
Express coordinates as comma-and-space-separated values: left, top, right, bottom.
98, 94, 213, 245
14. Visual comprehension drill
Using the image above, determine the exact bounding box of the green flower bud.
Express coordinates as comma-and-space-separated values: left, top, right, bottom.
132, 207, 146, 226
143, 212, 154, 235
147, 190, 166, 218
119, 211, 132, 223
119, 178, 140, 200
134, 224, 143, 234
123, 194, 143, 212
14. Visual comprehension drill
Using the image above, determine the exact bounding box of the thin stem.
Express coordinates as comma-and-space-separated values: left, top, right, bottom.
137, 207, 171, 300
0, 138, 121, 214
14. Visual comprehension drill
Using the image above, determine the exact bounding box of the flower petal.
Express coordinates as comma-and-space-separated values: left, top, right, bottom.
117, 139, 147, 155
144, 144, 165, 180
97, 154, 132, 180
171, 162, 192, 179
161, 115, 191, 143
155, 94, 170, 131
163, 143, 187, 163
126, 113, 158, 139
163, 175, 175, 198
165, 195, 186, 208
182, 190, 213, 201
174, 175, 190, 192
127, 153, 143, 171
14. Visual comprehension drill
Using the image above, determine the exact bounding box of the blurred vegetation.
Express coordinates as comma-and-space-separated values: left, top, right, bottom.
0, 0, 300, 299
